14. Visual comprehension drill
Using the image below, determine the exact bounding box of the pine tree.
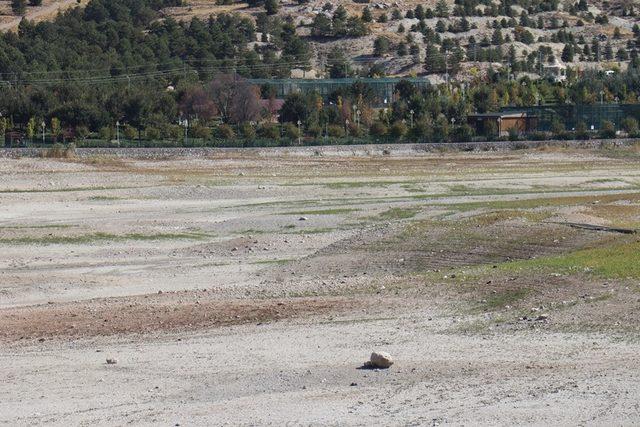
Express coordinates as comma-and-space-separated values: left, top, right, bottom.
362, 7, 372, 22
561, 44, 574, 62
435, 0, 449, 18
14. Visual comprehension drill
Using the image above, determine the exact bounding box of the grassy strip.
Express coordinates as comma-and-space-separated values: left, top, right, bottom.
374, 207, 421, 221
0, 186, 139, 194
500, 240, 640, 279
279, 208, 358, 215
0, 232, 211, 245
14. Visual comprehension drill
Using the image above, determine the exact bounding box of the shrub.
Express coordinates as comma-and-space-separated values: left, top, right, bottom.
191, 125, 211, 139
621, 117, 639, 136
75, 125, 90, 140
239, 122, 256, 139
389, 120, 408, 138
484, 121, 498, 140
369, 121, 388, 136
122, 124, 137, 140
42, 143, 75, 158
307, 124, 323, 138
529, 131, 548, 141
452, 124, 474, 142
145, 127, 161, 140
575, 121, 589, 140
327, 124, 345, 138
98, 126, 112, 141
258, 123, 280, 139
283, 122, 300, 139
216, 124, 235, 139
599, 120, 616, 139
160, 124, 182, 140
508, 127, 520, 141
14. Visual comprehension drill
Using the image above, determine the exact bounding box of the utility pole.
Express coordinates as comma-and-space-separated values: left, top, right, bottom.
538, 50, 543, 76
41, 120, 45, 144
116, 121, 120, 145
444, 48, 449, 87
184, 118, 189, 144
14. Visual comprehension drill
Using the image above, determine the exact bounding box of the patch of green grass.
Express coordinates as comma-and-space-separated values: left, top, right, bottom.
323, 181, 410, 189
0, 224, 73, 230
480, 289, 532, 310
373, 207, 421, 221
0, 186, 137, 194
284, 227, 336, 235
500, 240, 640, 279
0, 232, 211, 246
464, 209, 554, 226
440, 192, 640, 212
251, 258, 296, 265
279, 208, 358, 216
235, 228, 270, 235
88, 196, 121, 201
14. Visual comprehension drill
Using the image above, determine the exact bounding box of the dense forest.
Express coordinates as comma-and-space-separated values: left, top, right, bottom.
1, 0, 640, 145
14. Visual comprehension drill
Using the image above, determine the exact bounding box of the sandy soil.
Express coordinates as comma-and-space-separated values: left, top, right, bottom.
1, 147, 640, 425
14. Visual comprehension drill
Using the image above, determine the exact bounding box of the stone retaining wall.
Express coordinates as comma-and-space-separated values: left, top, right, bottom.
0, 139, 636, 160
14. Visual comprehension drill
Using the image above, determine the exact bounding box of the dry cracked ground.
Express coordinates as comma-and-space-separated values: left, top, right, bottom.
1, 145, 640, 425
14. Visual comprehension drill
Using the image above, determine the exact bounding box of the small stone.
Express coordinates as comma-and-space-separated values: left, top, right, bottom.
536, 314, 549, 321
350, 382, 358, 386
368, 351, 394, 369
299, 217, 308, 221
106, 358, 118, 365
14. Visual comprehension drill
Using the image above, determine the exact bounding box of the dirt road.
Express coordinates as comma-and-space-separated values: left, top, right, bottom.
1, 147, 640, 425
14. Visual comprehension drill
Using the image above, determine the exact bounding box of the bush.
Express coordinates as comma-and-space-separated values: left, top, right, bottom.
145, 127, 161, 140
283, 122, 300, 139
75, 125, 90, 140
484, 121, 498, 140
508, 127, 520, 141
191, 125, 211, 139
452, 124, 474, 142
389, 121, 408, 138
216, 124, 235, 139
156, 124, 180, 140
369, 121, 388, 136
599, 120, 616, 139
123, 124, 137, 140
258, 123, 280, 139
575, 121, 589, 140
98, 126, 112, 141
42, 143, 75, 158
529, 131, 548, 141
239, 122, 256, 139
307, 124, 323, 138
621, 117, 639, 136
327, 124, 345, 138
409, 119, 431, 141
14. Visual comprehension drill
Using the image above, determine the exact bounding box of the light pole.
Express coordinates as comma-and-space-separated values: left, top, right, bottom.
116, 121, 120, 145
600, 90, 604, 105
41, 120, 46, 145
297, 120, 302, 145
409, 110, 414, 128
345, 119, 350, 136
183, 118, 189, 145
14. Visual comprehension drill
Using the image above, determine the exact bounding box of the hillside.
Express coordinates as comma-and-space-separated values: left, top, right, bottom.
1, 0, 639, 80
